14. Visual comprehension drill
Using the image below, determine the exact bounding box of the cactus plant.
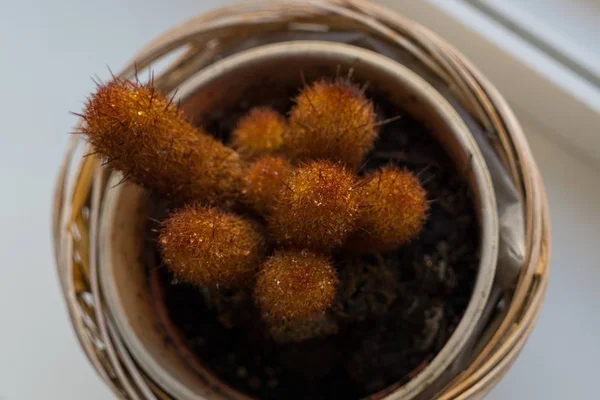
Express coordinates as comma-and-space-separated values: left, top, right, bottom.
79, 78, 430, 342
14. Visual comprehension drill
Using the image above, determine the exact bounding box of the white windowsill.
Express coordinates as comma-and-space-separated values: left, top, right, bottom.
379, 0, 600, 170
473, 0, 600, 84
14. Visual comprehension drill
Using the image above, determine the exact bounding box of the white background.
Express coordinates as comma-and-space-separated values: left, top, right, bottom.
0, 0, 598, 399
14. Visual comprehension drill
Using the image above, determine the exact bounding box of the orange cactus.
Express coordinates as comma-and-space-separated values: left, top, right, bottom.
283, 80, 378, 169
254, 250, 339, 323
347, 167, 428, 252
268, 160, 360, 251
79, 79, 243, 205
231, 107, 286, 159
243, 155, 293, 215
159, 205, 266, 288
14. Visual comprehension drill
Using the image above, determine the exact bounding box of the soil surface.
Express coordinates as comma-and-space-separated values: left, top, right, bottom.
146, 89, 479, 400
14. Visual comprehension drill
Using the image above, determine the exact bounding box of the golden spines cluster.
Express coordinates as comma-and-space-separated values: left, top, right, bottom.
159, 205, 265, 288
268, 160, 360, 251
254, 250, 338, 323
348, 167, 429, 253
284, 79, 377, 170
231, 107, 286, 159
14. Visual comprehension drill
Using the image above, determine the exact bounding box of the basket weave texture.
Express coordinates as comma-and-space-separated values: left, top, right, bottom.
52, 1, 550, 399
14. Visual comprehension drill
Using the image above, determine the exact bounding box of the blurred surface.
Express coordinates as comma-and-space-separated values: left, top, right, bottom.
0, 0, 597, 399
473, 0, 600, 82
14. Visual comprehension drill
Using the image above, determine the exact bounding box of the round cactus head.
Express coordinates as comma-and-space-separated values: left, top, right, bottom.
268, 160, 360, 251
254, 250, 339, 323
283, 79, 378, 169
347, 167, 428, 252
159, 205, 266, 288
231, 107, 286, 159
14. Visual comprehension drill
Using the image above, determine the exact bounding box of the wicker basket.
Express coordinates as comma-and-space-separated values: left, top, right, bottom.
52, 1, 550, 399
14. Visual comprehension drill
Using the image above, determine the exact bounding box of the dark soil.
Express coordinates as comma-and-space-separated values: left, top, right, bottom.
145, 88, 479, 400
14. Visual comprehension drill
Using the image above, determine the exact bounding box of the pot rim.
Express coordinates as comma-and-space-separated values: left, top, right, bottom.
100, 41, 499, 400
